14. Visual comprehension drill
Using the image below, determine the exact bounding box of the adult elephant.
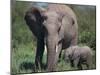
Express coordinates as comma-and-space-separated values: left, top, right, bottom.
24, 4, 78, 72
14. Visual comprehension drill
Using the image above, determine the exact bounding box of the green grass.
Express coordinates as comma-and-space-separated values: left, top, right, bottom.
11, 43, 36, 74
11, 43, 96, 74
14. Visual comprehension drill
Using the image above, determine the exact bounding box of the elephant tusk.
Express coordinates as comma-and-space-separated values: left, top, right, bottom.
44, 45, 47, 54
56, 45, 58, 53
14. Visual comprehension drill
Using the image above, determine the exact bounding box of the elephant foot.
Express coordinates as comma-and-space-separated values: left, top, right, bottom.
34, 62, 42, 71
47, 67, 56, 72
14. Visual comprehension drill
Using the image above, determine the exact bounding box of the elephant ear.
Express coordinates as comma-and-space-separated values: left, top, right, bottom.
57, 13, 64, 44
24, 7, 46, 24
35, 7, 47, 23
57, 13, 75, 44
58, 24, 64, 44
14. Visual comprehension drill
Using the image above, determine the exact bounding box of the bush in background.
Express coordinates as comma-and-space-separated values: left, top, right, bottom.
78, 31, 96, 50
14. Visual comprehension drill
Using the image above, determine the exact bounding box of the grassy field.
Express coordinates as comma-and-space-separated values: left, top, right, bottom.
11, 43, 96, 74
11, 1, 96, 74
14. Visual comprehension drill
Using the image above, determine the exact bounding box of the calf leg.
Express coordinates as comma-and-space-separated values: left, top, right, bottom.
77, 62, 82, 70
73, 58, 80, 69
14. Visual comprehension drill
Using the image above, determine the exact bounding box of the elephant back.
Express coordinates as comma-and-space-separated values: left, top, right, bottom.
47, 4, 77, 21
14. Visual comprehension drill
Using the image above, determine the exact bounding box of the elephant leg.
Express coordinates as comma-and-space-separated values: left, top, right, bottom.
77, 60, 83, 70
86, 58, 92, 69
70, 60, 74, 67
35, 38, 44, 69
73, 58, 80, 69
59, 50, 62, 58
86, 63, 92, 69
55, 44, 62, 70
77, 63, 82, 70
56, 44, 62, 62
58, 49, 62, 62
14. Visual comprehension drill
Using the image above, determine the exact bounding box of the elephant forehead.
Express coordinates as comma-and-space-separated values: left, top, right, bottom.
46, 25, 58, 33
45, 11, 59, 17
44, 21, 59, 33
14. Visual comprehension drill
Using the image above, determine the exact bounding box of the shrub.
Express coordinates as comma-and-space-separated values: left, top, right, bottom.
78, 31, 96, 50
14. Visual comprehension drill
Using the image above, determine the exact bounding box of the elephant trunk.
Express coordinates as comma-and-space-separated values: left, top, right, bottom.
46, 36, 58, 71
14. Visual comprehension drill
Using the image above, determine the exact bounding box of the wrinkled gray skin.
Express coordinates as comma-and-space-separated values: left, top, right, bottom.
65, 46, 93, 70
24, 4, 78, 71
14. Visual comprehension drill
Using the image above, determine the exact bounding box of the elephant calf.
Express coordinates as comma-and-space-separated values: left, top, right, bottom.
65, 46, 93, 70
